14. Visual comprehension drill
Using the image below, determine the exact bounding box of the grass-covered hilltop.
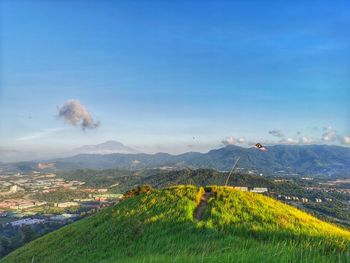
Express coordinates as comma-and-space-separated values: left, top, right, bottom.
2, 186, 350, 263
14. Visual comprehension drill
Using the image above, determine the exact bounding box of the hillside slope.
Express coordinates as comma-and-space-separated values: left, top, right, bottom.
2, 186, 350, 263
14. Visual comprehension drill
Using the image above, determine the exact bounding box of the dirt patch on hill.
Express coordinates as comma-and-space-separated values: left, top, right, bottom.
194, 191, 214, 221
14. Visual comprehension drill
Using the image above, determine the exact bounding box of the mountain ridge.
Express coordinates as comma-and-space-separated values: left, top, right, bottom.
53, 144, 350, 177
2, 144, 350, 177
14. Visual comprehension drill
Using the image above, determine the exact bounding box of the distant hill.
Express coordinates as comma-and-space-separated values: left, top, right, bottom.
2, 186, 349, 263
3, 144, 350, 177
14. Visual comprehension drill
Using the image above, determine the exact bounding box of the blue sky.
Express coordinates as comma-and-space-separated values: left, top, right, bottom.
0, 0, 349, 155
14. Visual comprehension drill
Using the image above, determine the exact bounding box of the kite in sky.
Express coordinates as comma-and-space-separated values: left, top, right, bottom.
255, 143, 268, 152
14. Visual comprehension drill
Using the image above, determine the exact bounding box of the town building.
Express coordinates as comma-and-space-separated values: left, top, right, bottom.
54, 202, 79, 208
250, 187, 268, 193
10, 218, 45, 227
50, 213, 79, 221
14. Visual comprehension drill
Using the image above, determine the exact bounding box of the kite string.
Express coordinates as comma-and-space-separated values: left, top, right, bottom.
225, 157, 240, 186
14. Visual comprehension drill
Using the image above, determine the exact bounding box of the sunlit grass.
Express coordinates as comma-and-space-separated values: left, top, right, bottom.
2, 185, 350, 263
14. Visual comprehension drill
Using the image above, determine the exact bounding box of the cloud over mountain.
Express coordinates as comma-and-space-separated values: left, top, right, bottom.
321, 126, 337, 142
222, 136, 245, 145
278, 137, 298, 144
298, 136, 313, 144
340, 136, 350, 145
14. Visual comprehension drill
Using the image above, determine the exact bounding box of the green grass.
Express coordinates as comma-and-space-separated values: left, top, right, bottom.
2, 186, 350, 263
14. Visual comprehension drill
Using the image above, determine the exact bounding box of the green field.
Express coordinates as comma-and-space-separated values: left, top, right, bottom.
2, 186, 350, 263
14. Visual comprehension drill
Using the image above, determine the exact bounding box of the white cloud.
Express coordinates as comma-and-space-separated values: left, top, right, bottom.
222, 136, 236, 145
279, 137, 298, 144
237, 137, 246, 143
277, 134, 315, 145
340, 136, 350, 145
298, 136, 313, 144
321, 126, 337, 142
222, 136, 245, 145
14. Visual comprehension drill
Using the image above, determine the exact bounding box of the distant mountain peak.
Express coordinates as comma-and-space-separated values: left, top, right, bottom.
100, 140, 125, 146
71, 140, 137, 155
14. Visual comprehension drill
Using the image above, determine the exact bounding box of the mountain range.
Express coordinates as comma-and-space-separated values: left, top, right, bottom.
54, 144, 350, 177
3, 144, 350, 178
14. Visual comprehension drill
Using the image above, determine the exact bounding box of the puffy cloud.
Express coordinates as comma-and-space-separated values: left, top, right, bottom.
298, 136, 313, 144
279, 137, 298, 144
278, 134, 315, 145
237, 137, 246, 144
222, 136, 245, 145
321, 126, 337, 142
222, 136, 237, 145
340, 136, 350, 145
58, 99, 99, 130
268, 129, 284, 138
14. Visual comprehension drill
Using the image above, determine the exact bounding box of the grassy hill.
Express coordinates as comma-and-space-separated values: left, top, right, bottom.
2, 186, 350, 263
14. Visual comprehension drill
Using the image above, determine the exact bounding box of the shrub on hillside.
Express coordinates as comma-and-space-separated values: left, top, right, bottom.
123, 185, 153, 199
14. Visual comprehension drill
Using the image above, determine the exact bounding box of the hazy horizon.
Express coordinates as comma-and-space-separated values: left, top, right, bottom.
1, 140, 350, 163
